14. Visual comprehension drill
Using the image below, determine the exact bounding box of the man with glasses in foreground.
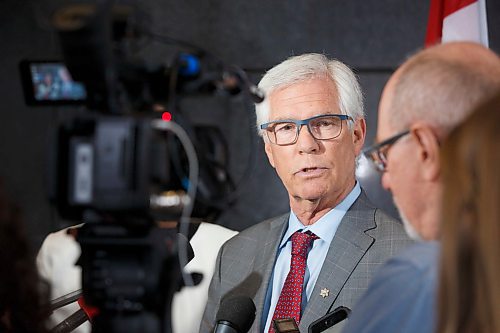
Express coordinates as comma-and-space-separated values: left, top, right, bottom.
342, 42, 500, 333
201, 53, 412, 333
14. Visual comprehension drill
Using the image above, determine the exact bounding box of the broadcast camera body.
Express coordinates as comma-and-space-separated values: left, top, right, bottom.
20, 2, 263, 332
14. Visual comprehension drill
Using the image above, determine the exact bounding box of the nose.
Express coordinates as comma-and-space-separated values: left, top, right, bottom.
296, 124, 320, 153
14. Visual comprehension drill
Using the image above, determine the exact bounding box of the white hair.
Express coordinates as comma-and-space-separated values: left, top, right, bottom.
254, 53, 364, 136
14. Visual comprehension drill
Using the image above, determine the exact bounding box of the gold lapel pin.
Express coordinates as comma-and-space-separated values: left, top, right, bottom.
320, 288, 330, 298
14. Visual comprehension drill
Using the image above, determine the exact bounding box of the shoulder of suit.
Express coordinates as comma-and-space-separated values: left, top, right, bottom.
369, 208, 409, 239
355, 192, 403, 227
373, 208, 401, 226
356, 194, 410, 242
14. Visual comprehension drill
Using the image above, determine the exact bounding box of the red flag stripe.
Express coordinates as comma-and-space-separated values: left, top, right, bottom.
424, 0, 479, 47
443, 0, 477, 17
425, 0, 445, 47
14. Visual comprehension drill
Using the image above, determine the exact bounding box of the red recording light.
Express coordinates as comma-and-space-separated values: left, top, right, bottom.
161, 112, 172, 121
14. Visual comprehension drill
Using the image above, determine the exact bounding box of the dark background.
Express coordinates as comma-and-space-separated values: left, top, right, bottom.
0, 0, 499, 250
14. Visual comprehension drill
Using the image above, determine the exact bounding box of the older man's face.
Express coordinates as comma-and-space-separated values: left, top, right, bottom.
377, 79, 426, 240
264, 77, 365, 207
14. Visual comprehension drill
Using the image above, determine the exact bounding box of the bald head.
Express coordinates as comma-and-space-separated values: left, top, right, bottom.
380, 42, 500, 137
375, 42, 500, 241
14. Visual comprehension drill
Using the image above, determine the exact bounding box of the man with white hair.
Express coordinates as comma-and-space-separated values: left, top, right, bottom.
342, 42, 500, 333
200, 53, 412, 333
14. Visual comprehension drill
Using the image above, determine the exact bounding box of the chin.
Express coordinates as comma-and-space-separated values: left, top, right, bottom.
393, 199, 423, 241
294, 188, 328, 202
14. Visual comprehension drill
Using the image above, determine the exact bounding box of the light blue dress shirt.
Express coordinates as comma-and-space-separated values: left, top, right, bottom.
262, 182, 361, 332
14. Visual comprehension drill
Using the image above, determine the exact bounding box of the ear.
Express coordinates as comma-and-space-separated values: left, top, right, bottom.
352, 118, 366, 155
264, 142, 276, 168
411, 123, 441, 181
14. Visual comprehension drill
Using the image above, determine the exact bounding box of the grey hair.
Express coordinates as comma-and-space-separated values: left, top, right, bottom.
254, 53, 364, 136
389, 51, 500, 136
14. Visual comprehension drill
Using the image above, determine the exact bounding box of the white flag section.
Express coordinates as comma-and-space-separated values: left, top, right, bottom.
425, 0, 489, 48
442, 0, 489, 46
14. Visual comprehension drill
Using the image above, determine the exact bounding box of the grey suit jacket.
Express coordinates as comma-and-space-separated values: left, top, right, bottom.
200, 191, 412, 333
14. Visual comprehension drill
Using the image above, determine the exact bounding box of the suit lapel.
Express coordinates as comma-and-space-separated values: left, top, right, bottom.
299, 192, 376, 331
251, 214, 289, 333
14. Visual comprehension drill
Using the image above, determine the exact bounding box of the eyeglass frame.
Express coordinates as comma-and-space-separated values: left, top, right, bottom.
259, 114, 353, 146
362, 130, 411, 172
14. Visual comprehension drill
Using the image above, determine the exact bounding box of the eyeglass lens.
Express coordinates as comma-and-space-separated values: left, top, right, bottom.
268, 116, 343, 145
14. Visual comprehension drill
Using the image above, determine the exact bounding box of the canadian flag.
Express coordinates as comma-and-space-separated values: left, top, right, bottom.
425, 0, 489, 47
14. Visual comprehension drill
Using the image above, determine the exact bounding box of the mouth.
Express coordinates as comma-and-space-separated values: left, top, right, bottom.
295, 167, 328, 176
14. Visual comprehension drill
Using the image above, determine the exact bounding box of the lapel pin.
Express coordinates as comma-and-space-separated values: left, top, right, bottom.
320, 288, 330, 298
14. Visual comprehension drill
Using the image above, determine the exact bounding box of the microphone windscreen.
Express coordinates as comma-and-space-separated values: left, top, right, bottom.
216, 295, 256, 333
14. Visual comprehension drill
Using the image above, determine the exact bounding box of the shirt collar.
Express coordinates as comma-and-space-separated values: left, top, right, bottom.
280, 182, 361, 248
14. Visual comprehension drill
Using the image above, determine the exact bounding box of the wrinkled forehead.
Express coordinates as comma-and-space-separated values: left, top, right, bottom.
268, 78, 339, 119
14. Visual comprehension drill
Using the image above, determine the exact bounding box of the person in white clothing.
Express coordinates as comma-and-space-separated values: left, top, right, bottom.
37, 222, 237, 333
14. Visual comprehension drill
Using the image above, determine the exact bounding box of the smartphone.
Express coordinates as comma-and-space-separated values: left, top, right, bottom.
308, 306, 351, 333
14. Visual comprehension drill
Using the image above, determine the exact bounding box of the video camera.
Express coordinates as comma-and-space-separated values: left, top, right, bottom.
20, 2, 263, 333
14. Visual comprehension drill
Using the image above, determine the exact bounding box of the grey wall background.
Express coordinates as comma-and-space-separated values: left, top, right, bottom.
0, 0, 498, 250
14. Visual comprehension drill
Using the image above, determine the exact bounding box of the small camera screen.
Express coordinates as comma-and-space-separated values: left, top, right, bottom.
29, 63, 86, 101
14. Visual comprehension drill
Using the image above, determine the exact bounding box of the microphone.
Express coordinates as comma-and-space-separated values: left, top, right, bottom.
213, 295, 256, 333
51, 297, 98, 333
50, 289, 82, 312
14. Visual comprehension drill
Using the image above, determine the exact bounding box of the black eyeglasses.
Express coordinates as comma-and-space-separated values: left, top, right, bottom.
260, 114, 352, 146
363, 130, 410, 172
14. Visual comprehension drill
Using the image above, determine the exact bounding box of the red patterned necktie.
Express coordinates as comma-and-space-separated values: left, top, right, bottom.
269, 231, 319, 332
